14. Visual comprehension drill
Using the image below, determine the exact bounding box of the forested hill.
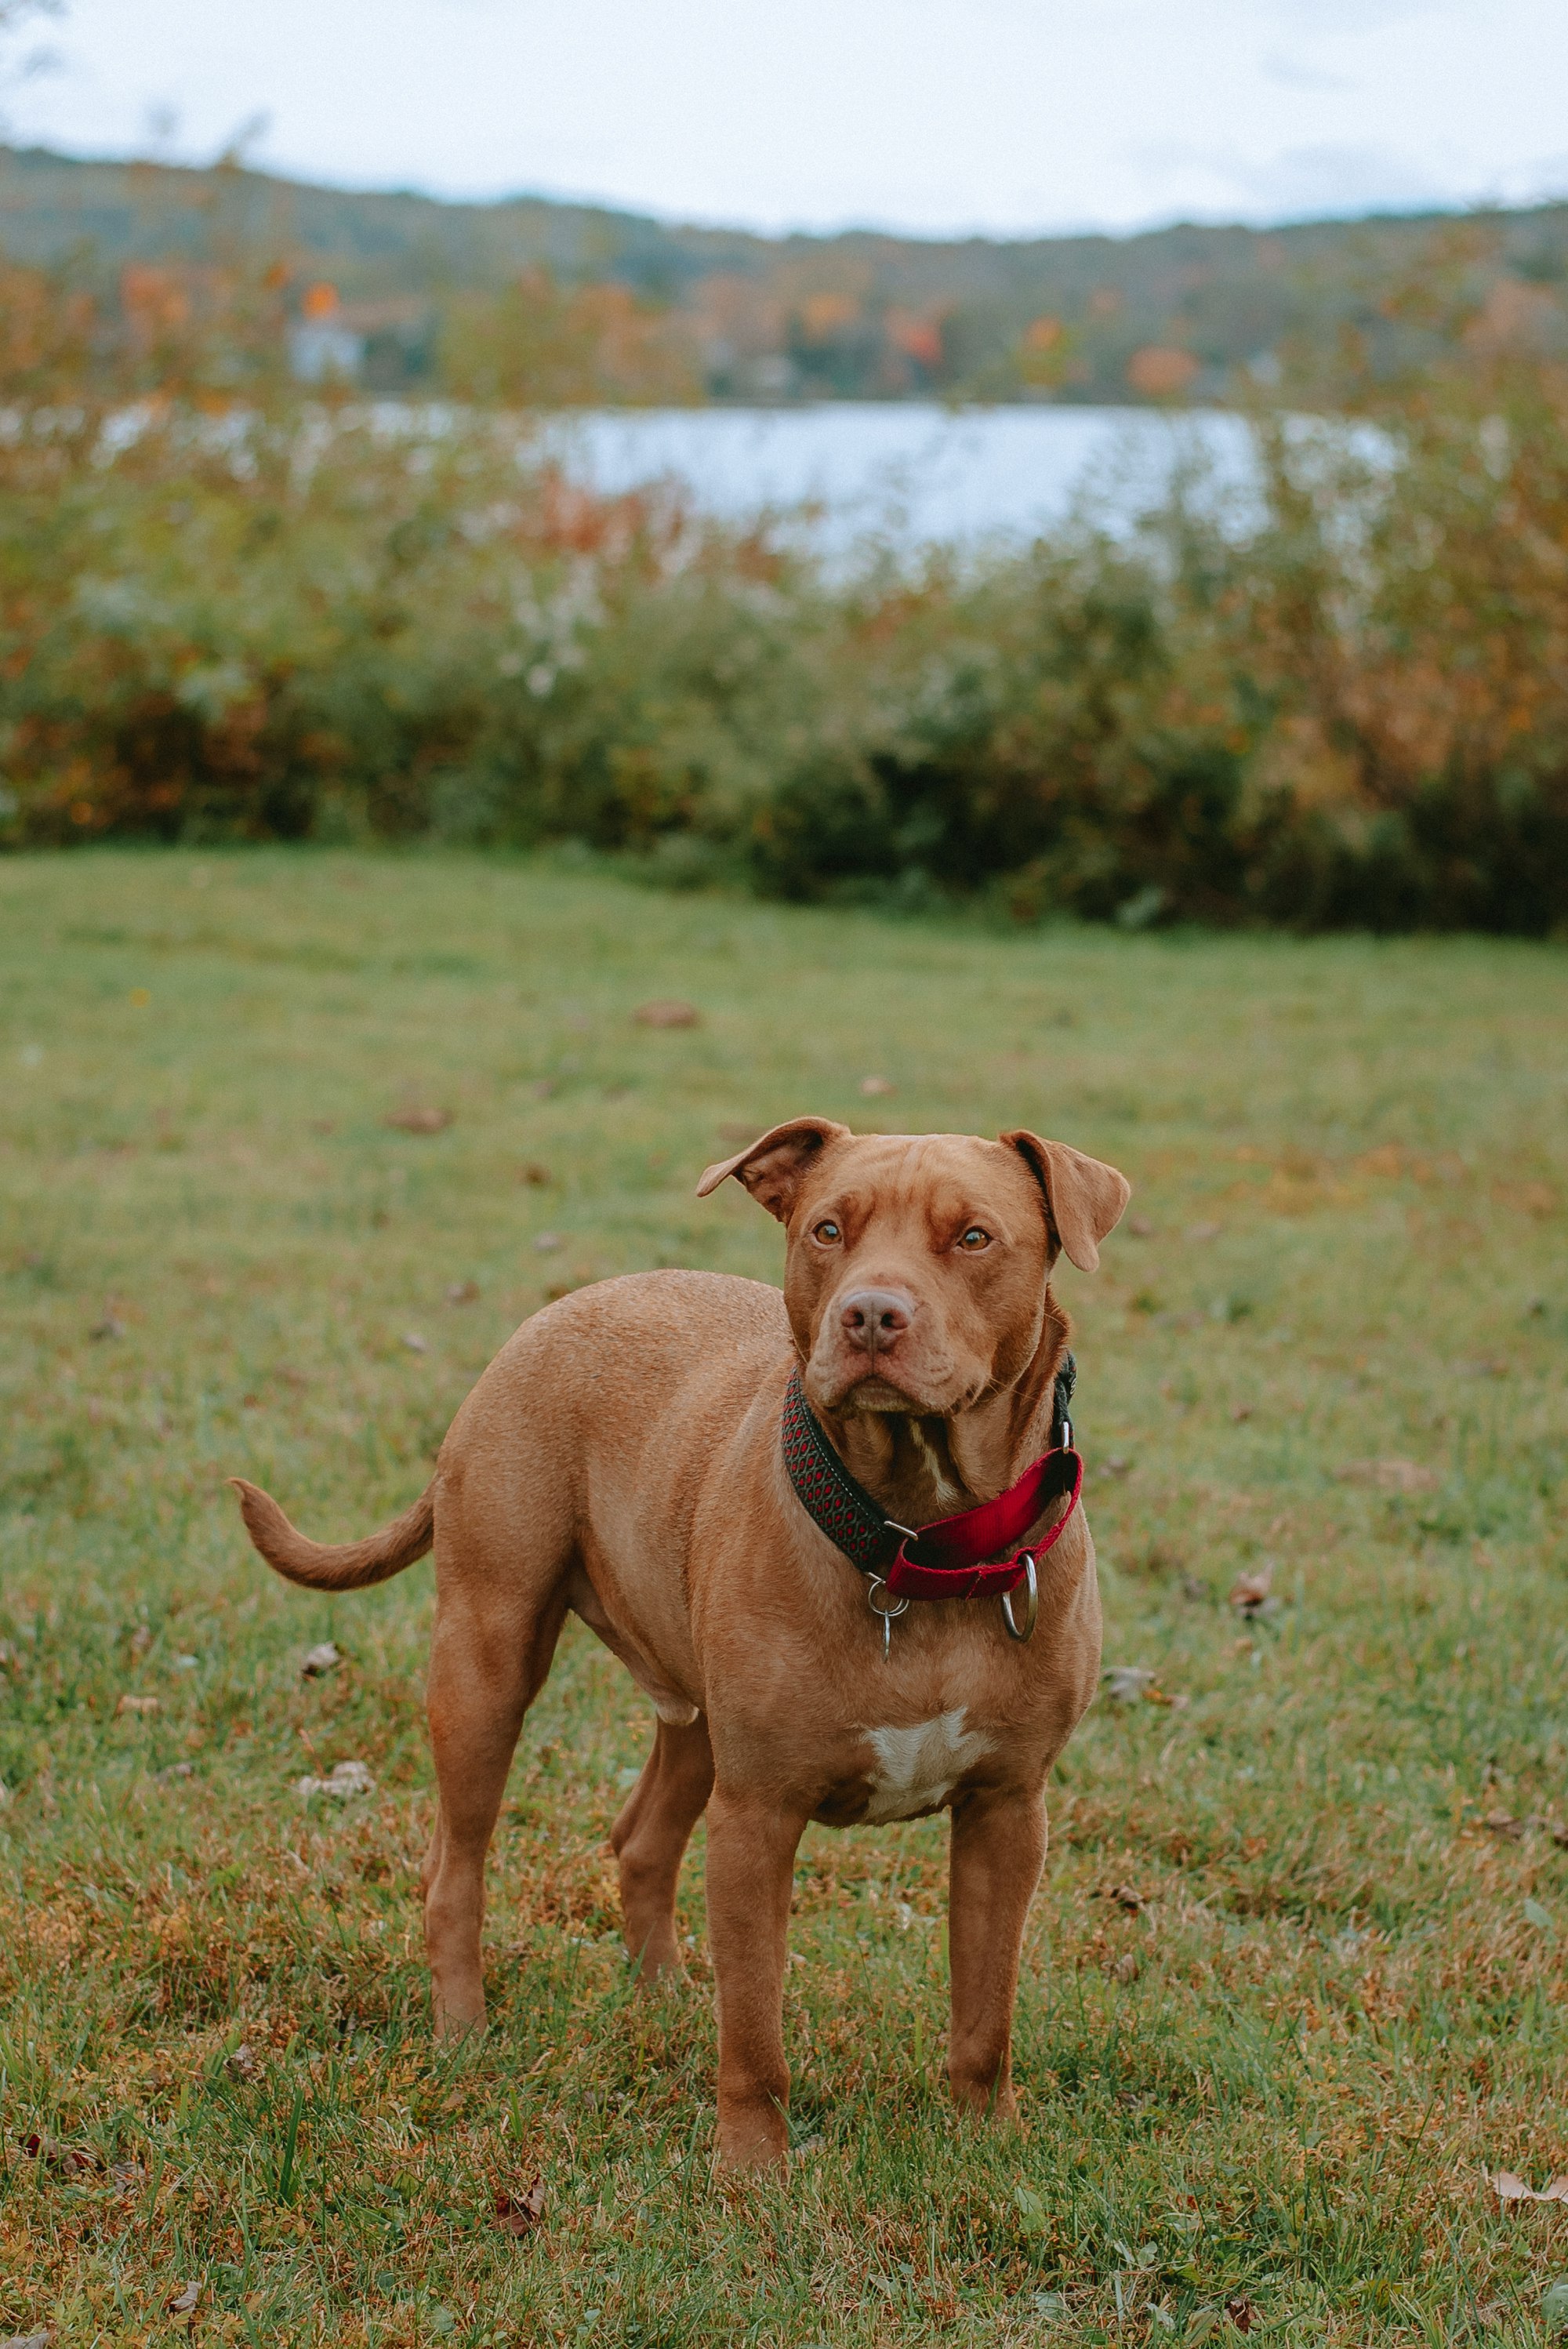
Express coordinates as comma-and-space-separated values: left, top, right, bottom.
3, 140, 1565, 402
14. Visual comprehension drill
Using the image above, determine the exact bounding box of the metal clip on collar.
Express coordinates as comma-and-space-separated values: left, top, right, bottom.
1000, 1551, 1038, 1643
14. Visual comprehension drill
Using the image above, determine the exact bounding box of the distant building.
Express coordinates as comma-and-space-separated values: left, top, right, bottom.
288, 282, 364, 383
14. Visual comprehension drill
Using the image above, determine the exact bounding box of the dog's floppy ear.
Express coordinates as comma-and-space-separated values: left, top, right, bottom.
1000, 1130, 1131, 1272
696, 1116, 851, 1224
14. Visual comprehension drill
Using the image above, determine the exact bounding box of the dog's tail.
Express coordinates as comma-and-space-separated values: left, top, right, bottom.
228, 1476, 435, 1591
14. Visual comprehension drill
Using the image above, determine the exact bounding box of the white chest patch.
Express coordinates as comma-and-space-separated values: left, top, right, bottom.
861, 1708, 993, 1824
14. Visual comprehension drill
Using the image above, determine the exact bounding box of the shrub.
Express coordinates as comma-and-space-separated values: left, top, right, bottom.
2, 250, 1567, 931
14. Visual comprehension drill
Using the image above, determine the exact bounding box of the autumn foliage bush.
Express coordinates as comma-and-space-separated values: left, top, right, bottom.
3, 251, 1567, 931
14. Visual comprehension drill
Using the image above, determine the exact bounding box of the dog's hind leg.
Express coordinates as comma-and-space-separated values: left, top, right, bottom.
422, 1573, 569, 2039
610, 1714, 714, 1978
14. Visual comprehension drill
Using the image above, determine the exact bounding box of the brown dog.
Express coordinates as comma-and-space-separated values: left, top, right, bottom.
231, 1119, 1128, 2167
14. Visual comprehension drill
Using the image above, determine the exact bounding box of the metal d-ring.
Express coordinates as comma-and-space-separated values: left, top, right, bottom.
1000, 1552, 1039, 1643
866, 1575, 910, 1661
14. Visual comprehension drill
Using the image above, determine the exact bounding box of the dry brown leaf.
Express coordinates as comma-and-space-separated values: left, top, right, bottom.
1105, 1883, 1146, 1912
295, 1759, 374, 1799
0, 2330, 53, 2349
633, 1000, 699, 1029
1224, 2297, 1256, 2331
1229, 1565, 1273, 1614
494, 2176, 547, 2235
300, 1643, 340, 1678
1483, 1810, 1523, 1839
1490, 2170, 1568, 2202
227, 2044, 257, 2079
164, 2282, 201, 2316
385, 1106, 452, 1135
1102, 1665, 1156, 1703
1336, 1458, 1439, 1494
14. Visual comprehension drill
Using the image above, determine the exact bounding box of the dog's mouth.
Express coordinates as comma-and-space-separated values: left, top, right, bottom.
836, 1371, 921, 1414
809, 1357, 962, 1418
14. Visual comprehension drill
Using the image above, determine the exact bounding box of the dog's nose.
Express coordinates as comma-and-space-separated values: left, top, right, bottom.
839, 1287, 914, 1355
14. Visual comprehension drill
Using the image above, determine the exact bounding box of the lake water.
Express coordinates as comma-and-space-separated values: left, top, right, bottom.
535, 403, 1260, 554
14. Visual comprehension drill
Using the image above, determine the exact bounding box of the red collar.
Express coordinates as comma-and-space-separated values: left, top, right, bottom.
884, 1443, 1083, 1602
780, 1367, 1083, 1603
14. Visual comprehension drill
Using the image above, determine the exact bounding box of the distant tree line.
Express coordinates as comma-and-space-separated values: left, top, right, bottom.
2, 142, 1566, 405
2, 217, 1566, 935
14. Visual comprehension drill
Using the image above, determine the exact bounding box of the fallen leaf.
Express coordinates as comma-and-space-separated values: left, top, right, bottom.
401, 1331, 428, 1354
1111, 1951, 1140, 1982
494, 2176, 547, 2235
1105, 1883, 1146, 1912
1229, 1564, 1273, 1614
1224, 2297, 1256, 2331
296, 1759, 374, 1799
164, 2282, 201, 2315
445, 1280, 481, 1305
858, 1074, 896, 1097
1102, 1665, 1156, 1703
533, 1233, 563, 1253
1483, 1809, 1523, 1839
227, 2045, 257, 2079
300, 1642, 340, 1678
116, 1694, 159, 1716
0, 2331, 53, 2349
1336, 1458, 1439, 1494
518, 1161, 554, 1186
632, 1000, 698, 1029
1491, 2171, 1568, 2202
384, 1106, 451, 1135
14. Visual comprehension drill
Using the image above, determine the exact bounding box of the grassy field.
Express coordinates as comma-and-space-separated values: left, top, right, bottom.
1, 848, 1566, 2348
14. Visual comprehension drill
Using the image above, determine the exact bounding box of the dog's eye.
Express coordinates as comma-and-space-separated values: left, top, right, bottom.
812, 1219, 841, 1244
958, 1226, 992, 1251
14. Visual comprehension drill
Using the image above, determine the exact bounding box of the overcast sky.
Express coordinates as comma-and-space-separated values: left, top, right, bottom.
9, 0, 1566, 239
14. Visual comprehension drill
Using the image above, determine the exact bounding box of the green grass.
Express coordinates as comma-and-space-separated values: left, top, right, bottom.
2, 847, 1566, 2347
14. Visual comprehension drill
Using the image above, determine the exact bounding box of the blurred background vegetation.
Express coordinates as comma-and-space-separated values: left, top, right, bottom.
2, 135, 1568, 931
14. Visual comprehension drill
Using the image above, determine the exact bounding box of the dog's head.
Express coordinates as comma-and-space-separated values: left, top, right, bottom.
698, 1120, 1129, 1418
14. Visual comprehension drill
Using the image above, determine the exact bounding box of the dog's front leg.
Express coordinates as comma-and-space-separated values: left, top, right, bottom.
704, 1786, 805, 2169
946, 1785, 1048, 2120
